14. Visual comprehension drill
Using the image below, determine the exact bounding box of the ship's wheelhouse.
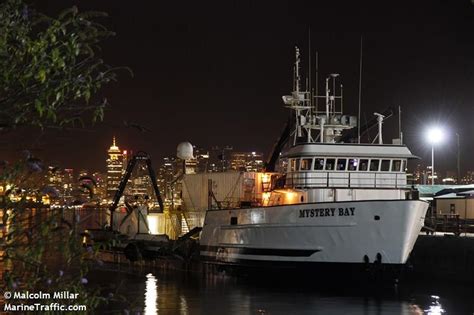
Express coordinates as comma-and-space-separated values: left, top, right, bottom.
283, 144, 417, 189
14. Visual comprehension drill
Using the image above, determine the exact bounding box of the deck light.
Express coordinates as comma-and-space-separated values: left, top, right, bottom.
426, 127, 445, 145
425, 127, 445, 185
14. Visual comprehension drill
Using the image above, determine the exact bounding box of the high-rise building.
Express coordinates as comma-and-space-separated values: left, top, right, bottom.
106, 137, 125, 200
130, 164, 153, 198
230, 151, 264, 172
209, 146, 233, 172
157, 156, 179, 200
183, 147, 210, 174
93, 172, 107, 201
63, 168, 74, 202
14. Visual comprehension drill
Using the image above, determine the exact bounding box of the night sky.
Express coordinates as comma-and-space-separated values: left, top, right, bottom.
5, 0, 474, 175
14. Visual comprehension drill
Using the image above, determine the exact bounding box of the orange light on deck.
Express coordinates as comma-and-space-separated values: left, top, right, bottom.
260, 173, 272, 192
262, 192, 271, 206
284, 191, 297, 204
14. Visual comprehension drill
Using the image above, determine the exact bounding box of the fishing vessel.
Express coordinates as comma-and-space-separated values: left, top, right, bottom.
199, 47, 428, 278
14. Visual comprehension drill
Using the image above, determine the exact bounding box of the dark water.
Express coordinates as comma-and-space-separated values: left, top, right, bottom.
92, 267, 474, 315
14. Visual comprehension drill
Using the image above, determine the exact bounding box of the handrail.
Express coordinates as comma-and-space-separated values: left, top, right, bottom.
285, 171, 407, 189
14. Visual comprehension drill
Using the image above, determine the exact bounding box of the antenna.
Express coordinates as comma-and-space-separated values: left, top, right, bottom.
308, 28, 311, 107
315, 51, 319, 113
293, 65, 296, 91
398, 105, 403, 144
330, 73, 339, 115
295, 46, 300, 93
358, 36, 363, 144
341, 84, 344, 114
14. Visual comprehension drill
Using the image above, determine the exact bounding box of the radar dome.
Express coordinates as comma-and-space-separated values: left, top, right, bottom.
177, 142, 194, 160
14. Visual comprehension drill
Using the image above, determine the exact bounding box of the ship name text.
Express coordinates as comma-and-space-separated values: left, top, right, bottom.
298, 207, 355, 218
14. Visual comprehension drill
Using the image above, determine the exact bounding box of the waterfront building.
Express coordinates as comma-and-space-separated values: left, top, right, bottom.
427, 166, 440, 185
442, 177, 456, 185
461, 171, 474, 184
434, 186, 474, 219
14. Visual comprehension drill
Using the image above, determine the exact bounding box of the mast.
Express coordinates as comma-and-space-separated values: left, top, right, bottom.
282, 48, 356, 145
358, 36, 363, 144
308, 29, 311, 108
315, 51, 319, 114
374, 112, 385, 144
399, 105, 403, 144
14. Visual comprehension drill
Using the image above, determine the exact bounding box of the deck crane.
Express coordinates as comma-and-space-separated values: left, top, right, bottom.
109, 151, 164, 229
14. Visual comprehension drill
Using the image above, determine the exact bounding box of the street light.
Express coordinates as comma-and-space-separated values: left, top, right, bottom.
425, 127, 445, 185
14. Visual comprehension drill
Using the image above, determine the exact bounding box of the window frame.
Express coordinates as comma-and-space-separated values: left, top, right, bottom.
348, 158, 358, 171
391, 159, 402, 172
369, 159, 380, 172
300, 158, 313, 171
380, 159, 391, 172
336, 158, 347, 171
359, 159, 369, 171
314, 158, 325, 171
325, 158, 336, 171
289, 159, 296, 172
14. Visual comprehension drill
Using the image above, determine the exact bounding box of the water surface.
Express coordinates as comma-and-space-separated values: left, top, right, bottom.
92, 267, 473, 314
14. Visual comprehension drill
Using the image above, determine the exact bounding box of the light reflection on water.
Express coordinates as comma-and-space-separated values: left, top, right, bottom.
94, 270, 468, 314
424, 295, 446, 315
145, 273, 158, 315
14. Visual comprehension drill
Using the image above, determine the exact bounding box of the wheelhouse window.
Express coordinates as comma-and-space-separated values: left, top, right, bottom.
314, 158, 324, 170
401, 160, 407, 172
325, 158, 335, 170
381, 159, 391, 172
300, 158, 312, 171
336, 158, 347, 171
290, 159, 296, 172
391, 160, 401, 172
348, 158, 358, 171
295, 159, 300, 171
369, 159, 380, 172
359, 159, 369, 171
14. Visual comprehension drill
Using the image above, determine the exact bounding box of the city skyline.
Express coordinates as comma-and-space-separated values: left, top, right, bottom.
44, 135, 474, 186
3, 1, 474, 176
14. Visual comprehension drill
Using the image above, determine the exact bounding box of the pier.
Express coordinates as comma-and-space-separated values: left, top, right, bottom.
408, 233, 474, 282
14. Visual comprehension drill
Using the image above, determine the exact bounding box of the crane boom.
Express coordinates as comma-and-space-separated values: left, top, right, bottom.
109, 151, 164, 228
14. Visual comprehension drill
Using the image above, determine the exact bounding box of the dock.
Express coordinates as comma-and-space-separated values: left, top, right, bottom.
407, 233, 474, 282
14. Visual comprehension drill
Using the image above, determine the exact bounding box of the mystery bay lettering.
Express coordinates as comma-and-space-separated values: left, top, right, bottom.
299, 207, 355, 218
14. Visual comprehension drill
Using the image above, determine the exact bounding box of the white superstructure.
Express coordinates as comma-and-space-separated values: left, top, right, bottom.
199, 48, 428, 274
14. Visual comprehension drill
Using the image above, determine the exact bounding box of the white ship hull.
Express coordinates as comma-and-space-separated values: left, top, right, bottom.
200, 199, 428, 268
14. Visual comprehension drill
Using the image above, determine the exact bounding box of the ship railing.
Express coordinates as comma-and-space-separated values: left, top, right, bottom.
285, 171, 408, 189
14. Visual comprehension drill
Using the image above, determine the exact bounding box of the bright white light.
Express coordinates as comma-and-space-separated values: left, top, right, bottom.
147, 215, 159, 235
426, 127, 445, 145
145, 273, 158, 315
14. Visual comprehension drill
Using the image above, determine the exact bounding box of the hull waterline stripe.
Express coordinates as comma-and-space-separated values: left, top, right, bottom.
200, 245, 320, 257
